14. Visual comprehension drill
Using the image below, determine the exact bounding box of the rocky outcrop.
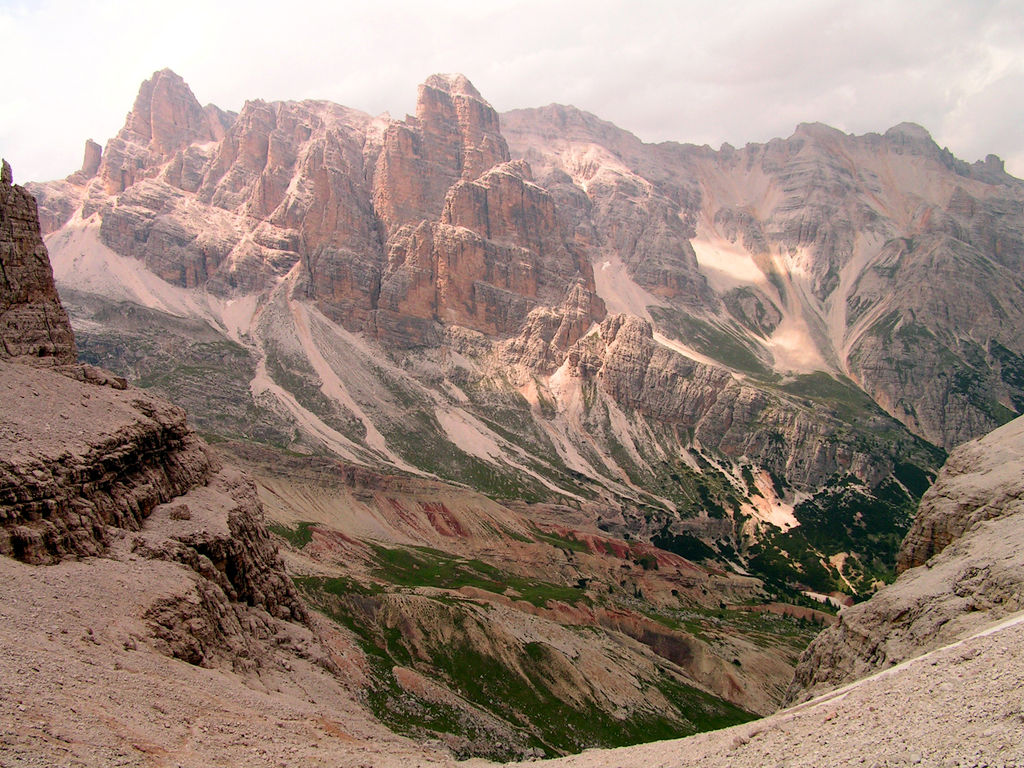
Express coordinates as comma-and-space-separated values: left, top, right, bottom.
132, 467, 309, 669
376, 161, 605, 344
784, 415, 1024, 704
502, 282, 604, 372
133, 468, 306, 622
553, 313, 923, 490
97, 68, 229, 197
372, 73, 510, 237
0, 161, 76, 365
0, 358, 311, 667
580, 315, 732, 424
897, 414, 1024, 571
0, 360, 213, 563
79, 139, 103, 180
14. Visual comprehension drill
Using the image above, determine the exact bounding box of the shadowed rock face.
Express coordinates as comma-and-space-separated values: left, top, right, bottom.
0, 160, 76, 366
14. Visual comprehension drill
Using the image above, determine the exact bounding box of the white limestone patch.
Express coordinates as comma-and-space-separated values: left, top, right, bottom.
434, 406, 506, 463
691, 236, 767, 294
48, 214, 192, 314
593, 253, 664, 320
764, 307, 830, 374
289, 301, 407, 466
740, 467, 799, 531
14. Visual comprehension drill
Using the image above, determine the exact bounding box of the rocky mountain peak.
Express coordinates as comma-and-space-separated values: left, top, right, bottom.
792, 121, 849, 142
421, 72, 484, 100
125, 68, 213, 157
371, 74, 510, 243
88, 69, 229, 196
413, 72, 510, 180
881, 121, 943, 159
884, 121, 934, 142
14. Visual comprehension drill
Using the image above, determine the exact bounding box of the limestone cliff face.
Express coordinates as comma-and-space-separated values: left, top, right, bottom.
504, 312, 920, 490
0, 161, 76, 365
784, 415, 1024, 704
35, 71, 603, 348
372, 73, 510, 237
38, 71, 1024, 449
503, 105, 711, 307
99, 68, 233, 197
376, 161, 604, 343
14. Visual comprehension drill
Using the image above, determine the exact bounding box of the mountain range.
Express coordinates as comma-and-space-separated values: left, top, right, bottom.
5, 67, 1024, 760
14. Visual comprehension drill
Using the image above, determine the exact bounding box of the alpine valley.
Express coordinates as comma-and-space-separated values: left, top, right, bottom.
10, 68, 1024, 760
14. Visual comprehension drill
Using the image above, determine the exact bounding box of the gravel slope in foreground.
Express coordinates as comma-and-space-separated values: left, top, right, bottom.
500, 612, 1024, 768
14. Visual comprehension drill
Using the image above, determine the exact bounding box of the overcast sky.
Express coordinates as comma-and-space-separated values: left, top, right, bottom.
1, 0, 1021, 183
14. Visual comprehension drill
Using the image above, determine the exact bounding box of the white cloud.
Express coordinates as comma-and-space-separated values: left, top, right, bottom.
1, 0, 1021, 182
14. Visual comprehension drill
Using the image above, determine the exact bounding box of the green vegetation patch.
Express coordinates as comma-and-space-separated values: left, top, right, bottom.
652, 527, 718, 563
267, 520, 316, 549
776, 371, 890, 423
370, 544, 589, 608
532, 528, 589, 553
747, 475, 919, 598
653, 457, 748, 520
296, 575, 754, 760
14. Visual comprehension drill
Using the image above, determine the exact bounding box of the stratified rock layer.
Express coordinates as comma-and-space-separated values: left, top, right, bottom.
0, 152, 308, 664
0, 360, 213, 563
